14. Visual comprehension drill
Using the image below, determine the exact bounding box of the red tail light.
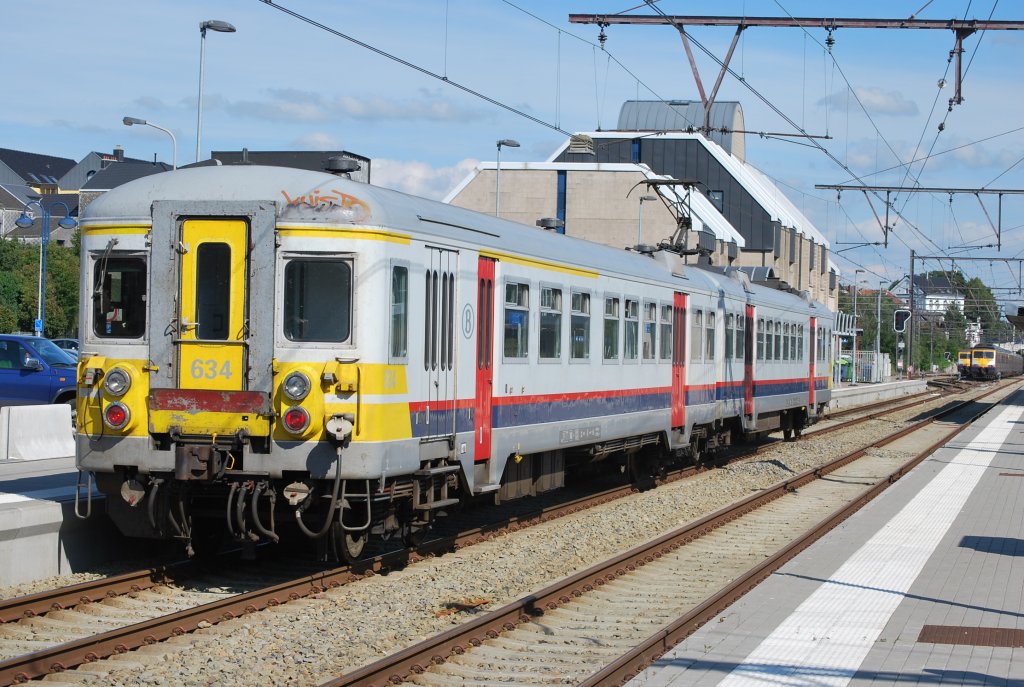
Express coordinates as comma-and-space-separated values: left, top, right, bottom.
282, 406, 310, 434
104, 402, 130, 430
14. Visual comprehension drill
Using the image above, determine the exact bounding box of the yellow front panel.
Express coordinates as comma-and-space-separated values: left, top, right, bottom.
178, 219, 248, 391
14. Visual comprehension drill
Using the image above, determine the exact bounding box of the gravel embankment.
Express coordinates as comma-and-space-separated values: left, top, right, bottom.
42, 400, 949, 687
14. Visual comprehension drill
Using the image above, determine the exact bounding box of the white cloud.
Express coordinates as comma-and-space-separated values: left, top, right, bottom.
292, 132, 340, 150
818, 87, 919, 116
372, 158, 479, 200
220, 89, 485, 124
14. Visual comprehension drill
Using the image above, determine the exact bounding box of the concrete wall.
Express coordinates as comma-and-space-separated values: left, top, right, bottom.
450, 167, 835, 310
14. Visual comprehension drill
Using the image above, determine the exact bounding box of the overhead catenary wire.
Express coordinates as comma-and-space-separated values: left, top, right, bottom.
256, 0, 572, 136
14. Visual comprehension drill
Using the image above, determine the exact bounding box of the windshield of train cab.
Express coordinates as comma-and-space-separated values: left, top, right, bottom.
92, 255, 147, 338
283, 257, 352, 342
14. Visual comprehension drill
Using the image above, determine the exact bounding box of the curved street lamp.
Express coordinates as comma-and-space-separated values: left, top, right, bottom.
123, 116, 177, 169
495, 138, 519, 217
196, 19, 236, 163
14, 200, 77, 336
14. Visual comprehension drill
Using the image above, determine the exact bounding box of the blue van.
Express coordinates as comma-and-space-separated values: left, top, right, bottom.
0, 334, 77, 409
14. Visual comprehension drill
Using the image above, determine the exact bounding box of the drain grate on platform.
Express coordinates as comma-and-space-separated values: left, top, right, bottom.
918, 625, 1024, 648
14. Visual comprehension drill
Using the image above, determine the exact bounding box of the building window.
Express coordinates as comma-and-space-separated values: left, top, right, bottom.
708, 190, 724, 213
571, 290, 590, 360
503, 282, 529, 359
539, 286, 562, 360
603, 296, 620, 361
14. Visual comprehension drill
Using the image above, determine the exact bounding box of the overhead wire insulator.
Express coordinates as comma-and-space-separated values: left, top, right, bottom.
598, 22, 608, 50
825, 30, 835, 53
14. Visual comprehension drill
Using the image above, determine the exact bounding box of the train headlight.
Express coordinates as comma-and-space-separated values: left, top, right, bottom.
283, 371, 311, 401
103, 402, 131, 430
103, 368, 132, 396
282, 406, 310, 434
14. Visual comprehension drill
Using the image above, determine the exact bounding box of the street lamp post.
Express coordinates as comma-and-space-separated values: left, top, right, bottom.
196, 19, 236, 163
637, 195, 658, 247
876, 281, 884, 382
495, 139, 519, 217
14, 201, 78, 337
852, 269, 864, 385
123, 117, 177, 169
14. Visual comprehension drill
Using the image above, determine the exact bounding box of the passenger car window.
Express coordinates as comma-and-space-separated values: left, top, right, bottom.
504, 282, 529, 359
284, 259, 352, 342
93, 256, 147, 338
571, 291, 590, 360
603, 297, 620, 361
540, 287, 562, 360
390, 266, 408, 358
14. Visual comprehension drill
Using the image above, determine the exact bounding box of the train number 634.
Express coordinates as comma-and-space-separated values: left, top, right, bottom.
190, 359, 232, 379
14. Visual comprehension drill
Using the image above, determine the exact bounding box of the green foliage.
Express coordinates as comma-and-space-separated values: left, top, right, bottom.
0, 236, 79, 336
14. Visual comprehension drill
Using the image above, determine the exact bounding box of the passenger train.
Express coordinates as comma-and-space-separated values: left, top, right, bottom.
967, 345, 1023, 380
75, 165, 834, 559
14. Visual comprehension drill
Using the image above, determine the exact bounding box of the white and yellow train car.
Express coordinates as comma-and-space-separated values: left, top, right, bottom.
76, 165, 834, 558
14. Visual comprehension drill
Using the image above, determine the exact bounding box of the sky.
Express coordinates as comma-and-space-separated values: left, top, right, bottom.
6, 1, 1023, 312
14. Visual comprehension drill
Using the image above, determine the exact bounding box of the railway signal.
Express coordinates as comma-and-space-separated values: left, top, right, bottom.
893, 309, 911, 333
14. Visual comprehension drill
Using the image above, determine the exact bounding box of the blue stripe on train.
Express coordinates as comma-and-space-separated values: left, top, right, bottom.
407, 379, 825, 437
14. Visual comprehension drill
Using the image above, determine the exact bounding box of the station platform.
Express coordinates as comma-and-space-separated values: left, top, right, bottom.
0, 457, 113, 587
829, 377, 928, 411
629, 386, 1024, 686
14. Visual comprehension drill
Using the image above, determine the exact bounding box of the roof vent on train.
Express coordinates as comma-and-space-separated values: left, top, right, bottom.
326, 156, 362, 177
535, 217, 565, 232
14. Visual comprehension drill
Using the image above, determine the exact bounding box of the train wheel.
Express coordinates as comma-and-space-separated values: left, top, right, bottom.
330, 522, 366, 563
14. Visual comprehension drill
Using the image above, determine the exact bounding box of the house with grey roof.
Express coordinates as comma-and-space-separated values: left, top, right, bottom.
0, 148, 76, 194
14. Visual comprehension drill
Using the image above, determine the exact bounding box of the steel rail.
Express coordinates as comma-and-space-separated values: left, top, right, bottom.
323, 383, 1014, 687
0, 381, 984, 685
0, 565, 180, 625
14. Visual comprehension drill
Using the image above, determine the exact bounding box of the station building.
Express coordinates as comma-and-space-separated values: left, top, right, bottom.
446, 101, 839, 311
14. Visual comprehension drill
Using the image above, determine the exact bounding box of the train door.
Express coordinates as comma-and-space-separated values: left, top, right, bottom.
744, 304, 755, 417
176, 219, 249, 391
474, 257, 496, 460
423, 247, 458, 440
808, 316, 817, 408
671, 292, 687, 427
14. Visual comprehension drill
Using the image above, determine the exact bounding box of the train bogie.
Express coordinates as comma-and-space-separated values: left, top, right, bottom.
75, 166, 834, 558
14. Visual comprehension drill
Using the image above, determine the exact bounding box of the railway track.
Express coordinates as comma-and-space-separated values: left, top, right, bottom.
324, 383, 1015, 687
0, 380, 999, 685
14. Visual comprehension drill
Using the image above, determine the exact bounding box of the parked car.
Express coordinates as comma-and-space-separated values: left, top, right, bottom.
0, 335, 78, 416
51, 338, 80, 356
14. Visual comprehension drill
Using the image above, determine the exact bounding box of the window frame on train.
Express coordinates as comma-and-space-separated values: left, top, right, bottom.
539, 284, 562, 362
624, 297, 640, 363
642, 300, 658, 362
389, 262, 409, 362
570, 289, 591, 362
503, 280, 530, 361
603, 295, 620, 362
659, 303, 673, 361
282, 257, 353, 344
91, 253, 148, 339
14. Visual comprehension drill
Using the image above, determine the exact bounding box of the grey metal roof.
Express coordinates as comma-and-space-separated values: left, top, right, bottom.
616, 100, 745, 159
0, 148, 76, 185
80, 161, 173, 190
0, 183, 40, 210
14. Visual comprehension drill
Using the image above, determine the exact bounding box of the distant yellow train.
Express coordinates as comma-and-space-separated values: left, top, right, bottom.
968, 345, 1024, 380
